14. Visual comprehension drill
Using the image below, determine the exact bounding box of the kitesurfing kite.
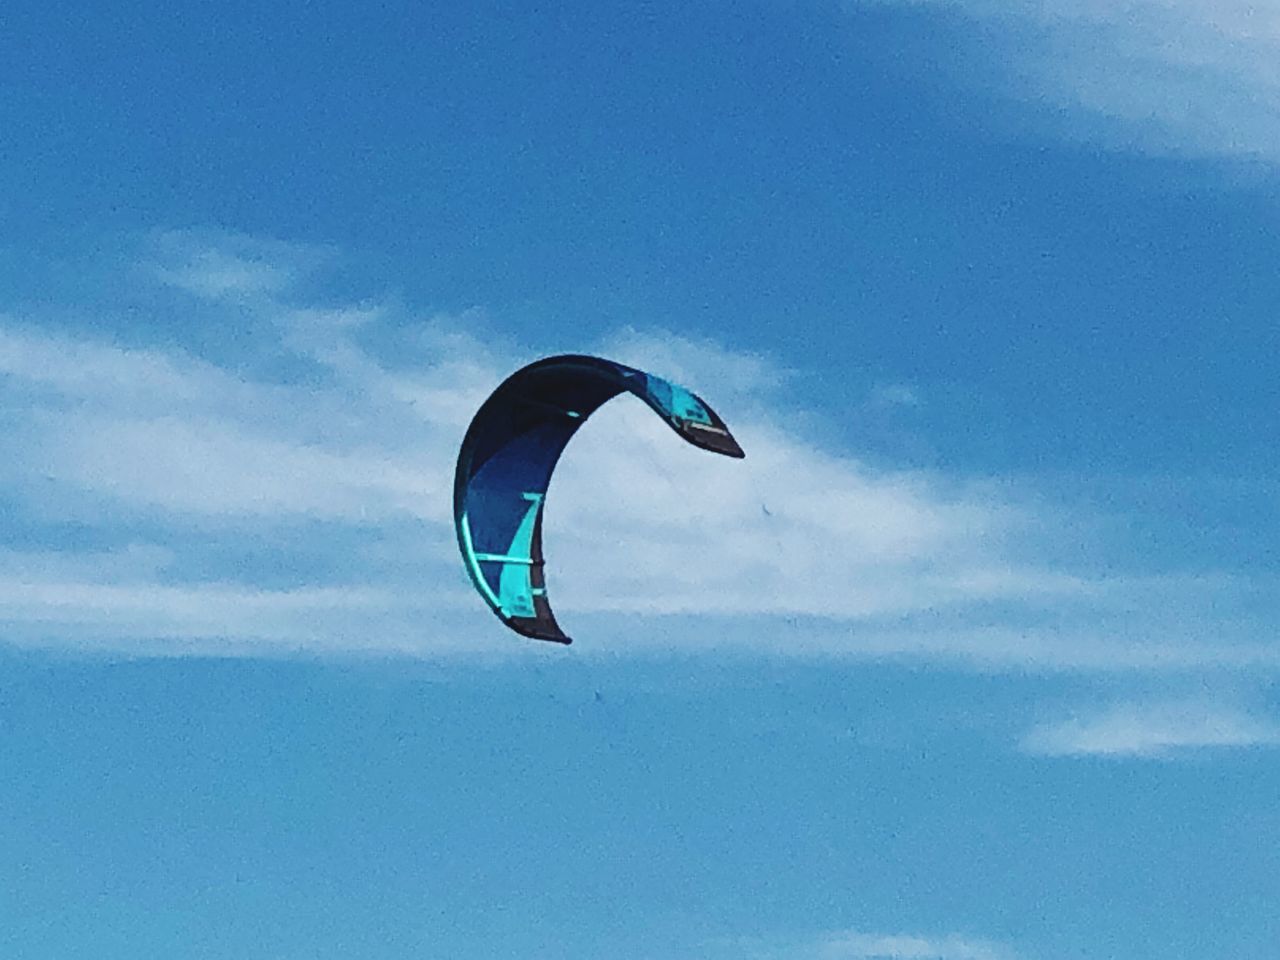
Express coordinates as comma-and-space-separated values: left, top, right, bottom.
454, 354, 745, 643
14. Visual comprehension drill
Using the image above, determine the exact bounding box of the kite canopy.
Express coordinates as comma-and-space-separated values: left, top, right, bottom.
453, 354, 745, 643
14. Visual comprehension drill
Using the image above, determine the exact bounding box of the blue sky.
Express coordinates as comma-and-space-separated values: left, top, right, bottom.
2, 1, 1279, 958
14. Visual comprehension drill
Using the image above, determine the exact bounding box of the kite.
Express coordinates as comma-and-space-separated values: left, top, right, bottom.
453, 354, 744, 643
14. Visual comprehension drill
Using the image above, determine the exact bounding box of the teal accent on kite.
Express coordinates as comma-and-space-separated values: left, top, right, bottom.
494, 492, 543, 619
457, 511, 500, 610
643, 375, 713, 425
453, 354, 745, 644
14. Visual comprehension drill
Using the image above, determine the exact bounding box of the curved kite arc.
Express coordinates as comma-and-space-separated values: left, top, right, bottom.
453, 354, 745, 644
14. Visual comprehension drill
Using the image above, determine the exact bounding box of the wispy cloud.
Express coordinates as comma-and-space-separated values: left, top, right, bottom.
821, 932, 1012, 960
146, 228, 319, 298
867, 383, 921, 410
1, 231, 1274, 665
0, 544, 482, 657
745, 929, 1016, 960
859, 0, 1280, 165
1021, 699, 1280, 757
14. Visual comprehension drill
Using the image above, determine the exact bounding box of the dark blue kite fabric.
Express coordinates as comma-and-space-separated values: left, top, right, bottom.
453, 355, 744, 643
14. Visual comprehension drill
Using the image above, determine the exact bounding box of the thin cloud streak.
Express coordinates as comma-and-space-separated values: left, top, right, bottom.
858, 0, 1280, 164
1021, 699, 1280, 757
822, 932, 1011, 960
0, 573, 482, 657
745, 929, 1016, 960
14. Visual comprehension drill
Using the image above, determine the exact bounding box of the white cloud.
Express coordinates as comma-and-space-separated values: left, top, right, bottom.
1021, 699, 1280, 757
147, 228, 315, 298
746, 929, 1015, 960
601, 324, 792, 401
857, 0, 1280, 164
544, 392, 1076, 620
867, 383, 921, 410
0, 230, 1274, 665
0, 547, 483, 657
0, 323, 233, 406
29, 411, 441, 521
820, 932, 1011, 960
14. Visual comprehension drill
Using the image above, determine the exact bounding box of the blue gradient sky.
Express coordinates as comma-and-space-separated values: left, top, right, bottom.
2, 2, 1278, 958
